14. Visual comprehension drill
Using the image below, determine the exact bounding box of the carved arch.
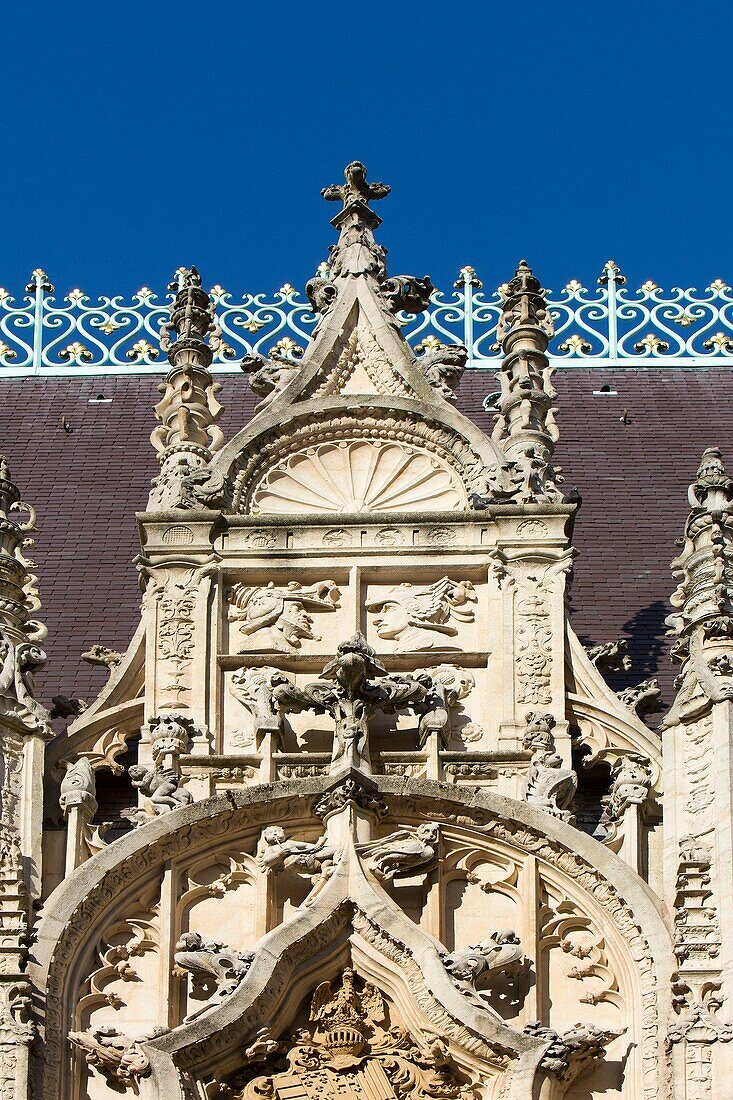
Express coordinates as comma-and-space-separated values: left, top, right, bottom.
31, 778, 673, 1100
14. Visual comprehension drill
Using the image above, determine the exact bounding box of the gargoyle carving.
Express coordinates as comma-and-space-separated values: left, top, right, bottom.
441, 931, 524, 996
257, 826, 337, 878
228, 579, 340, 654
59, 757, 97, 817
363, 822, 439, 881
523, 1020, 623, 1085
587, 639, 632, 676
0, 629, 50, 733
68, 1026, 165, 1090
380, 273, 435, 315
173, 932, 254, 1015
82, 643, 123, 671
240, 349, 302, 406
600, 753, 652, 827
522, 712, 577, 822
414, 665, 474, 747
122, 764, 192, 825
617, 676, 662, 717
273, 632, 427, 772
314, 776, 388, 821
229, 665, 288, 747
416, 342, 468, 401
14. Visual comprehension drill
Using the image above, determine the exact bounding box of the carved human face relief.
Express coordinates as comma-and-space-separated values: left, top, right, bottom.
227, 579, 341, 654
366, 577, 477, 652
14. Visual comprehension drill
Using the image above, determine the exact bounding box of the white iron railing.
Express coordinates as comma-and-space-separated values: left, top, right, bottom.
0, 262, 731, 377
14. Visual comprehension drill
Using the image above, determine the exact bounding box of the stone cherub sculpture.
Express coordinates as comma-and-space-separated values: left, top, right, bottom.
366, 577, 476, 652
228, 580, 340, 654
122, 764, 193, 826
522, 712, 577, 822
257, 826, 337, 879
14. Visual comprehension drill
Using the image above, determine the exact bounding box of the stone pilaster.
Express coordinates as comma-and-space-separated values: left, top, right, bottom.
663, 448, 733, 1093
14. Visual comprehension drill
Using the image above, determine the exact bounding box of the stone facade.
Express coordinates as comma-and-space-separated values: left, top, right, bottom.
0, 162, 722, 1096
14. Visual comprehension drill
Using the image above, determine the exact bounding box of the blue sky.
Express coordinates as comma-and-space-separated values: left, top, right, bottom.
3, 2, 730, 299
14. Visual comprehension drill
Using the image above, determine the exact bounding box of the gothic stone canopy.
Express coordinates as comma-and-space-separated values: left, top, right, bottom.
0, 163, 728, 1099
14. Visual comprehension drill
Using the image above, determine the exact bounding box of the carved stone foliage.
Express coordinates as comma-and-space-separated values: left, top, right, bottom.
523, 1020, 622, 1086
248, 438, 467, 516
273, 633, 427, 772
522, 713, 577, 822
145, 712, 197, 764
69, 1026, 163, 1092
227, 580, 340, 654
366, 578, 476, 652
173, 933, 254, 1019
362, 822, 439, 881
153, 570, 199, 708
257, 826, 338, 879
122, 765, 192, 826
509, 565, 564, 707
313, 326, 410, 399
216, 968, 478, 1099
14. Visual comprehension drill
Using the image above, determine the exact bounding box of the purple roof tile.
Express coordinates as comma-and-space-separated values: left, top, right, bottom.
0, 368, 728, 714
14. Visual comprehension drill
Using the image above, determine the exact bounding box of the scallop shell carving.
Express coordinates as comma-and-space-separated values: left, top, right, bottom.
251, 440, 466, 515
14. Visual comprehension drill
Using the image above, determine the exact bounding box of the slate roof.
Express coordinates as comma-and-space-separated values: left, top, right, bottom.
1, 369, 729, 715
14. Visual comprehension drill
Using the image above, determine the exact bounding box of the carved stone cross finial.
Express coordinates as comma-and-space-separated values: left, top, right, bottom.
321, 161, 391, 209
273, 631, 427, 774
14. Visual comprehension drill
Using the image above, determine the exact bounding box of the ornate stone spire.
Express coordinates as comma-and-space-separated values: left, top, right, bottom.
306, 161, 434, 318
0, 457, 48, 732
148, 267, 224, 509
491, 261, 563, 503
666, 447, 733, 708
